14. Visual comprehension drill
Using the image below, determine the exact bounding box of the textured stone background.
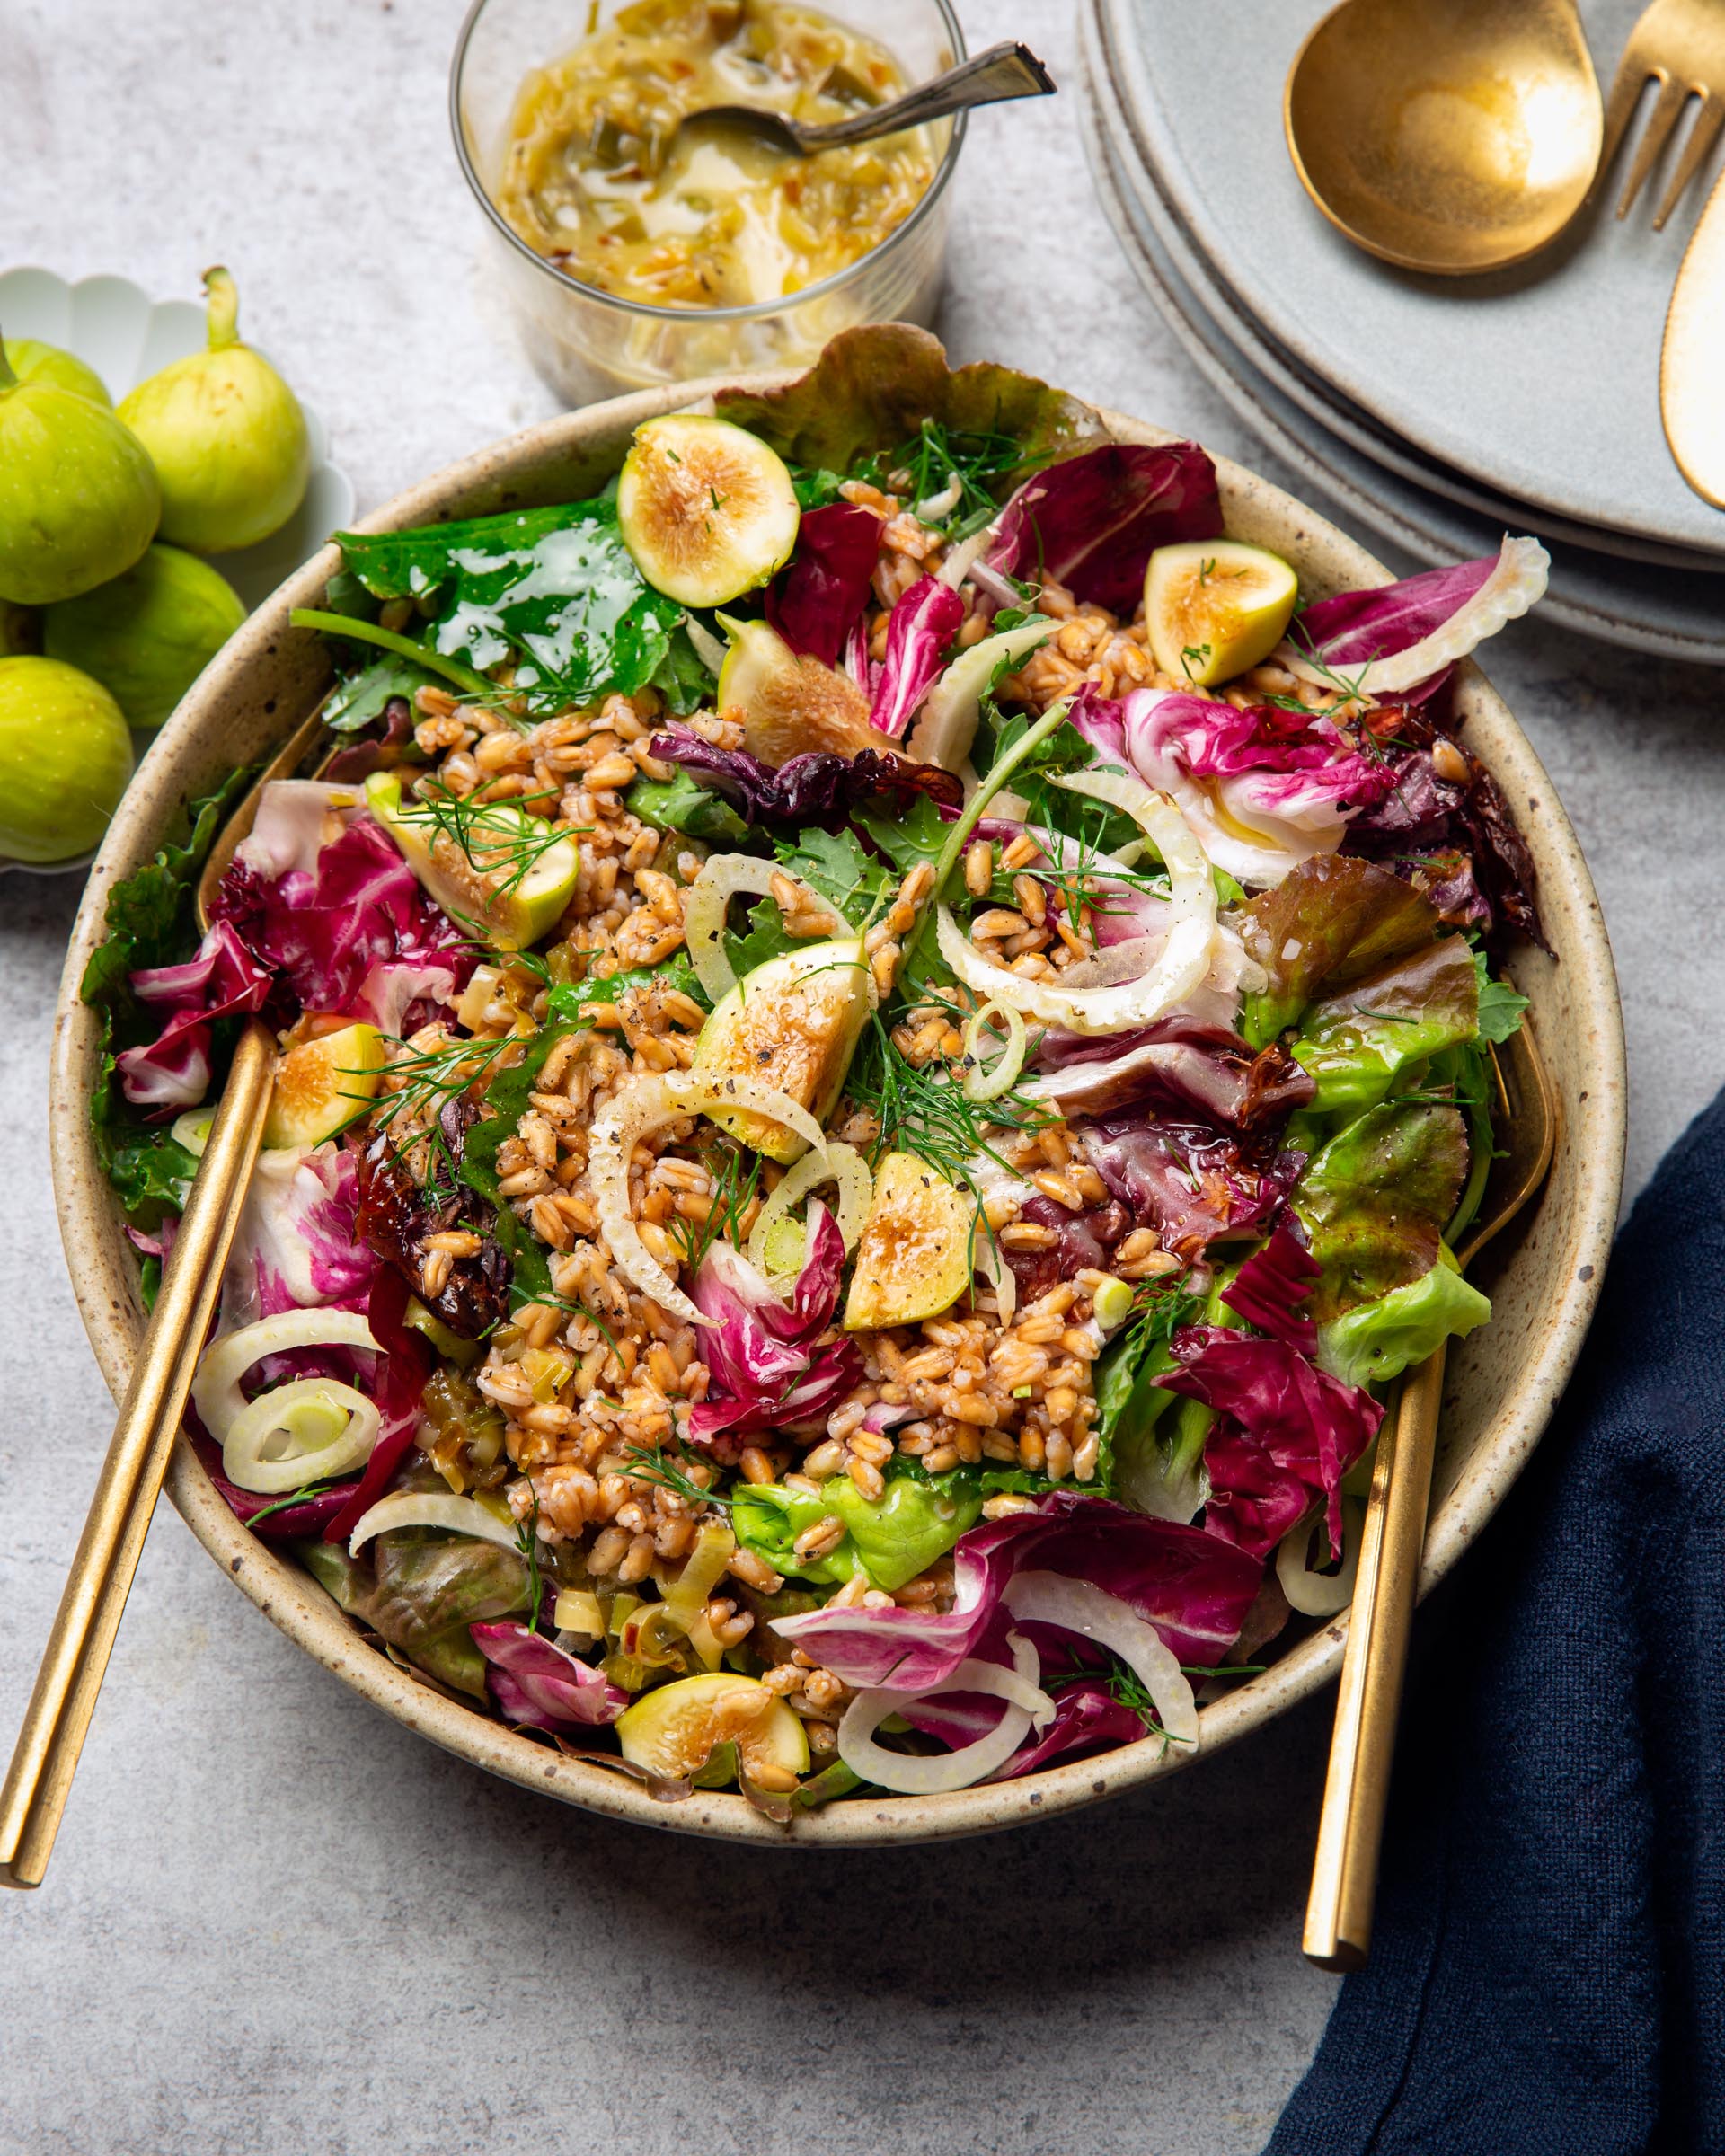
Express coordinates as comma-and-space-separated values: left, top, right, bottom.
3, 3, 1719, 2151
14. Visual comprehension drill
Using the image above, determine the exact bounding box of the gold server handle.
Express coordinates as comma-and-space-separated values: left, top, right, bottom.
0, 1019, 274, 1888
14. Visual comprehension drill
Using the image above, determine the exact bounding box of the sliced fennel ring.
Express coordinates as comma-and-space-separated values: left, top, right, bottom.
222, 1379, 378, 1495
1002, 1571, 1199, 1751
683, 852, 864, 1005
347, 1489, 522, 1560
836, 1630, 1053, 1795
191, 1309, 379, 1440
746, 1142, 872, 1278
589, 1070, 834, 1325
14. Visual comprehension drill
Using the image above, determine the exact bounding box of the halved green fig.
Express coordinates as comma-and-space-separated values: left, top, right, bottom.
117, 267, 310, 553
0, 655, 133, 862
692, 938, 871, 1163
42, 543, 245, 729
616, 1671, 809, 1785
843, 1152, 976, 1331
617, 413, 800, 608
3, 338, 111, 407
716, 614, 876, 764
263, 1022, 386, 1148
364, 770, 579, 951
1145, 539, 1299, 687
0, 349, 160, 606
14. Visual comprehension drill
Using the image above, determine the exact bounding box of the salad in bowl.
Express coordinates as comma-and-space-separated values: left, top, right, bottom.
82, 327, 1552, 1816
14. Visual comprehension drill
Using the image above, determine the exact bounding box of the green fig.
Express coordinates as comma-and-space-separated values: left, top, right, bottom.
3, 338, 111, 407
0, 656, 134, 863
43, 543, 245, 729
118, 268, 310, 554
0, 343, 161, 606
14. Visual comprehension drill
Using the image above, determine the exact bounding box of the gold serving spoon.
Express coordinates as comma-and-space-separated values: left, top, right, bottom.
1284, 0, 1604, 275
0, 707, 332, 1889
1304, 1017, 1557, 1968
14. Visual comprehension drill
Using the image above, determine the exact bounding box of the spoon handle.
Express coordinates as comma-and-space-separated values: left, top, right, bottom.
1303, 1345, 1446, 1970
0, 1019, 274, 1888
798, 41, 1055, 150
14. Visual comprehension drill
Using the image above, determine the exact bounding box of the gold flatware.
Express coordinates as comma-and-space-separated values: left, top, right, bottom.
1284, 0, 1603, 275
670, 40, 1053, 163
1662, 162, 1725, 507
1304, 1017, 1558, 1970
0, 706, 329, 1889
1600, 0, 1725, 228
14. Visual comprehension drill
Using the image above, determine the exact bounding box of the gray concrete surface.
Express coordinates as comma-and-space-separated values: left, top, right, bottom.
2, 3, 1719, 2151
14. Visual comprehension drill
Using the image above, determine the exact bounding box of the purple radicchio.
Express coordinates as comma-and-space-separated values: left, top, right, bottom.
1029, 1020, 1314, 1129
764, 500, 882, 667
116, 920, 272, 1110
220, 1141, 377, 1331
687, 1204, 862, 1445
1290, 539, 1548, 705
869, 575, 965, 740
211, 814, 472, 1019
1004, 1111, 1304, 1303
772, 1489, 1264, 1692
470, 1622, 626, 1731
1160, 1227, 1383, 1560
650, 721, 961, 829
1118, 688, 1393, 889
985, 442, 1223, 615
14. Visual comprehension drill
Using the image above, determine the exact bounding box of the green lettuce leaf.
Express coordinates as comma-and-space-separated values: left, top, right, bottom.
1474, 950, 1530, 1045
80, 768, 253, 1230
1316, 1254, 1492, 1392
624, 768, 749, 844
1291, 935, 1480, 1116
712, 322, 1099, 483
1239, 856, 1444, 1048
1294, 1101, 1471, 1321
334, 499, 684, 711
321, 650, 444, 733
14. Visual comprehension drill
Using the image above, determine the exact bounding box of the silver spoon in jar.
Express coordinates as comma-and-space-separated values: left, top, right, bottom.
671, 40, 1055, 160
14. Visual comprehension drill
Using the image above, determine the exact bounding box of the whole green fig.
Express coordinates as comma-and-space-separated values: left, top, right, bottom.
3, 338, 111, 406
0, 344, 161, 606
118, 268, 310, 553
0, 656, 134, 863
42, 543, 246, 729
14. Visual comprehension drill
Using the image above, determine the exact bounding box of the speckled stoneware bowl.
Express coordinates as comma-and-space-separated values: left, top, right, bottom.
49, 367, 1627, 1845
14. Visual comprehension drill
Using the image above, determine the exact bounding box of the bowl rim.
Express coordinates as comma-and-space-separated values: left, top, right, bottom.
447, 0, 970, 325
49, 365, 1627, 1846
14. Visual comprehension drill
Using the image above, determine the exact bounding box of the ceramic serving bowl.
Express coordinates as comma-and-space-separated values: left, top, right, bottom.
49, 367, 1627, 1845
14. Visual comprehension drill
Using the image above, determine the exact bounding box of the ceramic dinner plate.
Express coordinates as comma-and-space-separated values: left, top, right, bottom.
1082, 19, 1725, 666
0, 267, 355, 877
1093, 0, 1725, 560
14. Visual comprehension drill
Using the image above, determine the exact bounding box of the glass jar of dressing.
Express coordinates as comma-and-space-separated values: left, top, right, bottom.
451, 0, 967, 403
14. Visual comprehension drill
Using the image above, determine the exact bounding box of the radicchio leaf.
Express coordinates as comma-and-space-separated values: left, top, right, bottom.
869, 576, 965, 740
221, 1141, 376, 1331
649, 721, 961, 829
765, 500, 881, 667
1294, 1100, 1471, 1322
1031, 1020, 1314, 1128
324, 1264, 436, 1544
116, 920, 272, 1110
986, 442, 1223, 614
1221, 1220, 1321, 1348
1293, 553, 1496, 703
688, 1206, 862, 1443
771, 1489, 1263, 1690
1163, 1326, 1382, 1557
471, 1622, 627, 1730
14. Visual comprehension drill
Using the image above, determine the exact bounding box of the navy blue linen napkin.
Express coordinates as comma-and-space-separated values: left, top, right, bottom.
1267, 1089, 1725, 2156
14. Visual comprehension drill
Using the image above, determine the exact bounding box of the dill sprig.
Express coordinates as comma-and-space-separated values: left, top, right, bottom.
859, 418, 1048, 542
394, 778, 585, 900
516, 1486, 544, 1630
1047, 1653, 1197, 1750
845, 1012, 1055, 1185
668, 1141, 763, 1276
623, 1444, 731, 1510
243, 1478, 343, 1530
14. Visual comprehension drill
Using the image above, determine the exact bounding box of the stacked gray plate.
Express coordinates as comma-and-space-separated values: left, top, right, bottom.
1080, 0, 1725, 662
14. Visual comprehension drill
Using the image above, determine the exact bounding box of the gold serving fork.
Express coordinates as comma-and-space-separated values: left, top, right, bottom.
1601, 0, 1725, 227
0, 707, 331, 1889
1305, 1019, 1558, 1970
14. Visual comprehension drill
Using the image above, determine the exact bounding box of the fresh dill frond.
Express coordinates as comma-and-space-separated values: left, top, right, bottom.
858, 418, 1047, 541
517, 1486, 544, 1629
669, 1141, 763, 1275
623, 1444, 731, 1510
1048, 1652, 1197, 1749
242, 1479, 343, 1530
394, 779, 585, 900
845, 1012, 1055, 1184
